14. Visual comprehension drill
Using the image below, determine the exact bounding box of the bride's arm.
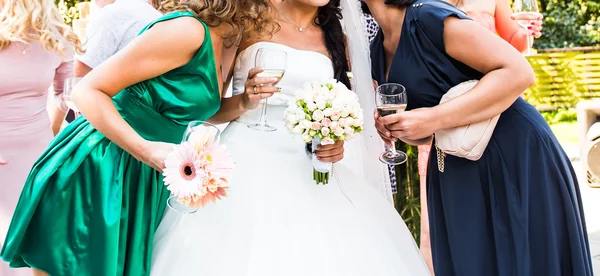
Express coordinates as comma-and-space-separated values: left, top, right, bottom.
207, 68, 278, 124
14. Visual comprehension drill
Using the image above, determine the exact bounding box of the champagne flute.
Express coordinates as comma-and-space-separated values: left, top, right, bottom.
247, 48, 287, 132
513, 0, 540, 56
63, 77, 83, 117
375, 83, 408, 165
167, 121, 221, 214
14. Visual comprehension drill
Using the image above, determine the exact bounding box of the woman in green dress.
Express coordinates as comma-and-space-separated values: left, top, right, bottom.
0, 1, 274, 275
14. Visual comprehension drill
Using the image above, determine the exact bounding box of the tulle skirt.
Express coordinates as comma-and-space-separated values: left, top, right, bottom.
151, 107, 430, 276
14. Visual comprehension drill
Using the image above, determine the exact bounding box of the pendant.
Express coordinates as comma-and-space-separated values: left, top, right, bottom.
21, 50, 26, 55
298, 27, 303, 32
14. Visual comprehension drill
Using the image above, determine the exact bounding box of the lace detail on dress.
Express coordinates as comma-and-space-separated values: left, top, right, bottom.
363, 13, 380, 42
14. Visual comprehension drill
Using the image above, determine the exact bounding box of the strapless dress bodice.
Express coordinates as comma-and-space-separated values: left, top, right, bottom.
232, 42, 334, 122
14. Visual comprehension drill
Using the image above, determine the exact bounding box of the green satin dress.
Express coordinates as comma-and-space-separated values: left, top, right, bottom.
1, 11, 220, 276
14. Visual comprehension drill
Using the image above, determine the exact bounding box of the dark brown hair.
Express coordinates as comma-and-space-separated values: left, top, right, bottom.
316, 0, 351, 88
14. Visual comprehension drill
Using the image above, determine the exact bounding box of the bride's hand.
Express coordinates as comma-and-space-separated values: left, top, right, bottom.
140, 141, 176, 173
242, 67, 279, 110
315, 140, 345, 163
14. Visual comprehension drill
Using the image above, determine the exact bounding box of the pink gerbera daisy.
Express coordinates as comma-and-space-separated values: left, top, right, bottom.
163, 143, 206, 199
200, 142, 235, 180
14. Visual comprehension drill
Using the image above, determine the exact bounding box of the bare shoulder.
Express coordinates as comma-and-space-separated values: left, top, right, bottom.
142, 16, 206, 52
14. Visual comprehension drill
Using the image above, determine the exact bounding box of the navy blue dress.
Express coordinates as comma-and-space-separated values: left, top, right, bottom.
370, 1, 593, 275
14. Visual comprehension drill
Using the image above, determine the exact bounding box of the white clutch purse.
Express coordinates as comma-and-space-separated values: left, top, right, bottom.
434, 80, 500, 172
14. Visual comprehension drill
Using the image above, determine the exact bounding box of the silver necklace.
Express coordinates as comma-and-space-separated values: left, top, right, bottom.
276, 7, 310, 32
14, 42, 29, 55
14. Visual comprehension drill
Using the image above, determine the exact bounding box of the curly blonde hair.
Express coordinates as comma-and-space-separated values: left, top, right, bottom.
155, 0, 277, 45
0, 0, 83, 57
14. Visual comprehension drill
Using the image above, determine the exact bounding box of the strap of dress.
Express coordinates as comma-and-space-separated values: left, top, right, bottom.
139, 11, 209, 35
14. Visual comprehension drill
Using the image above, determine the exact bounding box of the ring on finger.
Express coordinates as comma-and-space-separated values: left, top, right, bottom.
253, 86, 258, 94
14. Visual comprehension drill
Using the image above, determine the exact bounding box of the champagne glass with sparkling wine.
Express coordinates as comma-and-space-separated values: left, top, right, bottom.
513, 0, 540, 56
247, 48, 287, 131
375, 83, 408, 165
63, 77, 83, 118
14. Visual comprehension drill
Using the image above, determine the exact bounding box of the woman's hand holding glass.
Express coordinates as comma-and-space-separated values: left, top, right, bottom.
375, 108, 438, 144
242, 67, 279, 110
510, 12, 543, 38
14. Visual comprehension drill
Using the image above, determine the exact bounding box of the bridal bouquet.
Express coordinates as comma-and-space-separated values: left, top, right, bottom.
284, 79, 364, 185
163, 125, 234, 208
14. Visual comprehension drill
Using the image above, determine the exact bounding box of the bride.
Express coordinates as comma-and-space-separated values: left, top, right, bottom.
151, 0, 429, 275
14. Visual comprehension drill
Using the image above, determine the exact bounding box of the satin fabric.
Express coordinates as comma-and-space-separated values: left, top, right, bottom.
1, 11, 220, 276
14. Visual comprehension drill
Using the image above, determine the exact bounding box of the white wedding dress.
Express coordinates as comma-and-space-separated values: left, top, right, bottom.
151, 42, 430, 276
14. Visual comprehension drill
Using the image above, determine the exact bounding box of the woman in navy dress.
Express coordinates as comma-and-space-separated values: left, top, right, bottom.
363, 0, 593, 275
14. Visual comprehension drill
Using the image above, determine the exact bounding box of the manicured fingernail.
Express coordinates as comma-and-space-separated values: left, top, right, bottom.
531, 32, 536, 35
530, 21, 535, 25
527, 26, 532, 30
510, 15, 515, 19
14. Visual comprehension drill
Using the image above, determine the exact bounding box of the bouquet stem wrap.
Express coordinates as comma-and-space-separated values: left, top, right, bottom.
311, 138, 333, 184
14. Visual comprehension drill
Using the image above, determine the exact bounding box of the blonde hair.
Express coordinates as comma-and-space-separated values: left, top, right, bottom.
0, 0, 83, 57
155, 0, 277, 46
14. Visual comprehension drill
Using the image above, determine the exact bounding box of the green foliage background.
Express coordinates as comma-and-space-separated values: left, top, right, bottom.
536, 0, 600, 49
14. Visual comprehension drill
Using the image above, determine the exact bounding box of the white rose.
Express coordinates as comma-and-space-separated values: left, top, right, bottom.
301, 120, 312, 129
331, 112, 341, 121
340, 109, 350, 118
315, 97, 327, 110
285, 113, 299, 124
329, 121, 339, 129
312, 109, 325, 122
301, 132, 312, 143
344, 127, 355, 136
311, 122, 322, 130
338, 118, 348, 127
306, 102, 317, 111
321, 137, 335, 145
332, 99, 345, 110
321, 118, 332, 127
325, 91, 336, 102
352, 118, 363, 127
333, 126, 345, 137
292, 125, 304, 134
345, 117, 354, 127
351, 107, 362, 118
321, 127, 330, 136
323, 108, 333, 117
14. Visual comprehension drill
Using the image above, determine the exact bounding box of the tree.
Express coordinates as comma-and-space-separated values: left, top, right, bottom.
536, 0, 600, 49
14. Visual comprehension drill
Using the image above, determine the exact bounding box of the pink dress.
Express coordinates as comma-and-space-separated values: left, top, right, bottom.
0, 41, 73, 275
